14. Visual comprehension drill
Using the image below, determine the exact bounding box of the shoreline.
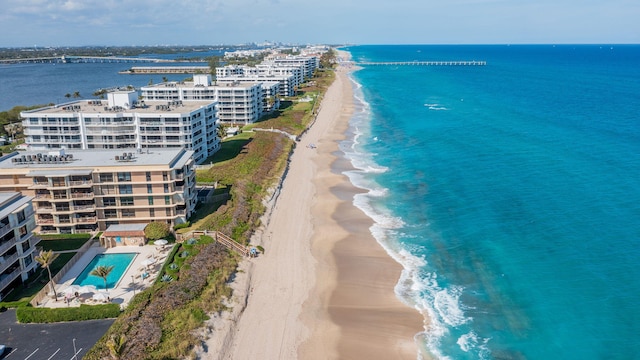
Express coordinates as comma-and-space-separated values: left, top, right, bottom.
195, 50, 424, 359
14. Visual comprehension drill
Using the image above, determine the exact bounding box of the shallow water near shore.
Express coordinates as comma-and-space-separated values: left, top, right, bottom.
341, 45, 640, 359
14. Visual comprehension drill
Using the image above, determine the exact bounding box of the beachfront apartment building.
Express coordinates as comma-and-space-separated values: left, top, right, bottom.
20, 91, 219, 164
271, 55, 319, 79
217, 64, 303, 96
0, 148, 196, 234
141, 75, 264, 125
0, 192, 39, 301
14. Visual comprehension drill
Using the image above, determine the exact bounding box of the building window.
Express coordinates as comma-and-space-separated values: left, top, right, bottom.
99, 173, 114, 182
121, 197, 134, 206
19, 225, 28, 236
149, 209, 155, 217
148, 196, 154, 205
119, 185, 133, 194
166, 209, 172, 216
147, 184, 153, 194
163, 172, 168, 181
103, 197, 116, 206
164, 184, 169, 193
24, 254, 33, 267
17, 210, 26, 223
146, 172, 152, 181
122, 209, 136, 218
104, 209, 117, 218
165, 196, 171, 205
117, 172, 131, 182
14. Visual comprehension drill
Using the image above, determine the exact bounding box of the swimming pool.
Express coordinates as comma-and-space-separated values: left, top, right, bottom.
72, 253, 137, 289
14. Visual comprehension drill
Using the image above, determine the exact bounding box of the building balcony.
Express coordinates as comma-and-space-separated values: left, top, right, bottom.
29, 182, 49, 189
36, 218, 55, 225
85, 121, 135, 127
68, 180, 93, 187
0, 237, 17, 257
35, 206, 54, 213
34, 193, 51, 200
70, 193, 94, 199
75, 216, 98, 224
72, 204, 96, 212
0, 252, 20, 273
0, 223, 13, 239
0, 267, 21, 292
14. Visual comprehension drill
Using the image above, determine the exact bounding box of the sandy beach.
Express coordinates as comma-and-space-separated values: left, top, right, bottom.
197, 51, 424, 359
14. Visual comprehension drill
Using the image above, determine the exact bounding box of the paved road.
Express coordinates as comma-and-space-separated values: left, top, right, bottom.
0, 309, 114, 360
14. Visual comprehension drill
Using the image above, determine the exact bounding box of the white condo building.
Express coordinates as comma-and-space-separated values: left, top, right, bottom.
141, 75, 264, 125
0, 192, 39, 301
21, 91, 219, 164
271, 55, 319, 79
217, 64, 304, 97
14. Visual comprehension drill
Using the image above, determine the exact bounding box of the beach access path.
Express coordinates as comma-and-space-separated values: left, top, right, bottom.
197, 52, 424, 360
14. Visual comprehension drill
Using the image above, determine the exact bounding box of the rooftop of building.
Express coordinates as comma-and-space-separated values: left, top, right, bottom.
20, 98, 216, 116
0, 148, 193, 171
0, 192, 31, 219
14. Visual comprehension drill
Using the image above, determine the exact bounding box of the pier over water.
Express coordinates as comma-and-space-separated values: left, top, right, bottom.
355, 60, 486, 66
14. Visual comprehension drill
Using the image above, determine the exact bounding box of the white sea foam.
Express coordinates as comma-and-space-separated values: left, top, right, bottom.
428, 106, 449, 111
342, 69, 480, 360
457, 331, 491, 359
434, 286, 470, 327
457, 331, 478, 352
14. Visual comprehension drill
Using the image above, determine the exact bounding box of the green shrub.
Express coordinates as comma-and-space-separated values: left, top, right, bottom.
38, 233, 92, 241
16, 303, 121, 323
173, 221, 191, 230
144, 222, 170, 240
0, 300, 30, 308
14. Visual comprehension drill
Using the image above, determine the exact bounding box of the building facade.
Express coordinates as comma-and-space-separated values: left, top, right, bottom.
0, 148, 196, 234
0, 192, 39, 301
21, 92, 219, 164
141, 75, 264, 125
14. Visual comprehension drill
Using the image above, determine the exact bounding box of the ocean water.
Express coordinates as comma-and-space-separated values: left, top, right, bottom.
341, 45, 640, 359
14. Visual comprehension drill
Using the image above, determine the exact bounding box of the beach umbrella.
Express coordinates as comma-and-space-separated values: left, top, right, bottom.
141, 258, 157, 267
155, 239, 168, 246
77, 285, 97, 294
62, 285, 81, 297
92, 292, 109, 302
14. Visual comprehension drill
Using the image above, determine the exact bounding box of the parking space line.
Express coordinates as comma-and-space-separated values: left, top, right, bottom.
4, 348, 17, 358
47, 348, 61, 360
69, 347, 82, 360
24, 348, 39, 360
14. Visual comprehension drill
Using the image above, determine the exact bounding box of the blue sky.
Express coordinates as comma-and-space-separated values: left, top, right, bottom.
0, 0, 638, 47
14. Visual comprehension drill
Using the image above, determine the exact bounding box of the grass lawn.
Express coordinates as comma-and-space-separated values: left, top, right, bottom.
39, 237, 90, 251
2, 252, 76, 302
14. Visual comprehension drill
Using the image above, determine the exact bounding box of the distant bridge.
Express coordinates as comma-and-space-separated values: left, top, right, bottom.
0, 55, 175, 64
354, 60, 487, 66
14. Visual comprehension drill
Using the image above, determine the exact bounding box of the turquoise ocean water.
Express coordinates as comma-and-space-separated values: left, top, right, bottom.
341, 45, 640, 359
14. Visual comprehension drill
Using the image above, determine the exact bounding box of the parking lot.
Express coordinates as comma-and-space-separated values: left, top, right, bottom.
0, 309, 114, 360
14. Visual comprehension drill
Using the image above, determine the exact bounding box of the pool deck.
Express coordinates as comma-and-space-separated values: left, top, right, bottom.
41, 243, 172, 309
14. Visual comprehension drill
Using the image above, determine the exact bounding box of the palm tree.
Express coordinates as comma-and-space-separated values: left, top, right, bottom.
35, 250, 60, 301
106, 334, 126, 359
90, 265, 115, 292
